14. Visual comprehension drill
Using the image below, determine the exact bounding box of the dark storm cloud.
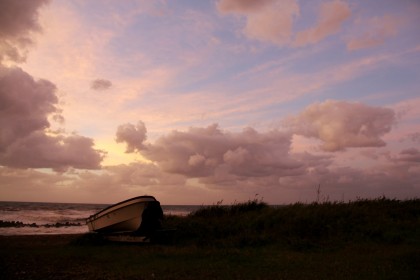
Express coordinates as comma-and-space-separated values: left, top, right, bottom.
91, 79, 112, 91
0, 0, 49, 63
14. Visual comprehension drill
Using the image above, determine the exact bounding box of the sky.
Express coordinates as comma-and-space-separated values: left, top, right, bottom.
0, 0, 419, 205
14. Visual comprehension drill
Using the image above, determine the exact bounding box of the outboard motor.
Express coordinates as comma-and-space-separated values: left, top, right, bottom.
136, 201, 163, 236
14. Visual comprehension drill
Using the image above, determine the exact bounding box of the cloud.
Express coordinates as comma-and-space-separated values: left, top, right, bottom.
0, 162, 188, 203
91, 78, 112, 91
0, 132, 105, 172
347, 15, 399, 51
0, 0, 49, 63
405, 132, 420, 143
285, 100, 396, 151
216, 0, 275, 13
2, 145, 418, 204
0, 167, 65, 202
0, 66, 58, 149
217, 0, 299, 45
117, 123, 305, 180
0, 1, 105, 172
116, 121, 147, 152
0, 65, 105, 171
294, 0, 351, 46
2, 115, 418, 203
217, 0, 350, 47
397, 148, 420, 163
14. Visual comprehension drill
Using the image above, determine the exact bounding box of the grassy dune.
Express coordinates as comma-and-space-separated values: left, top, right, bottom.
166, 198, 420, 249
1, 198, 419, 279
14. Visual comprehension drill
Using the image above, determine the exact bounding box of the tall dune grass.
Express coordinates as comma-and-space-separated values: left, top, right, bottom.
164, 197, 420, 249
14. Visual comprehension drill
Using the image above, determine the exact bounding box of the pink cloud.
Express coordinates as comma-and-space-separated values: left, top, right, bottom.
116, 121, 147, 153
217, 0, 299, 45
217, 0, 350, 47
347, 15, 400, 50
384, 97, 420, 144
216, 0, 275, 13
0, 132, 105, 172
294, 0, 351, 46
0, 0, 105, 172
0, 66, 58, 149
0, 0, 49, 63
2, 148, 418, 204
285, 100, 396, 151
2, 117, 418, 203
0, 63, 104, 172
396, 148, 420, 163
91, 78, 112, 91
116, 122, 304, 178
405, 132, 420, 143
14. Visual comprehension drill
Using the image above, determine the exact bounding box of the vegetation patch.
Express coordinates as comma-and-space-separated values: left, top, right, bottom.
165, 197, 420, 249
1, 197, 419, 279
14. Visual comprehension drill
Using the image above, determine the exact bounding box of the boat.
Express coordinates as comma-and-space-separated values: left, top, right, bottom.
86, 195, 163, 235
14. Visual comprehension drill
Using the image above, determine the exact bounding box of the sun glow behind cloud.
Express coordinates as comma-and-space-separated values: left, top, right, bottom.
94, 139, 145, 167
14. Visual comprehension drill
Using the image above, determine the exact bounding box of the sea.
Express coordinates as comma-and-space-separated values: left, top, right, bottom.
0, 201, 200, 235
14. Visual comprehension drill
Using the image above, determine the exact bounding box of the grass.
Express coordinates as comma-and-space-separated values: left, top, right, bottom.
165, 197, 420, 249
1, 197, 419, 279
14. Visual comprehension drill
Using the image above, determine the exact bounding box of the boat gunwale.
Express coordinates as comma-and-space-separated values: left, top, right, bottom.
86, 195, 157, 222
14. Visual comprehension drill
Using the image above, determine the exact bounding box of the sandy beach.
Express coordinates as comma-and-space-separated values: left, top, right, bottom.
0, 233, 81, 248
1, 233, 419, 280
0, 234, 86, 280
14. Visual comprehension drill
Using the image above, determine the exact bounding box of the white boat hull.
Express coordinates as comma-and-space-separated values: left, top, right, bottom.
86, 196, 159, 233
